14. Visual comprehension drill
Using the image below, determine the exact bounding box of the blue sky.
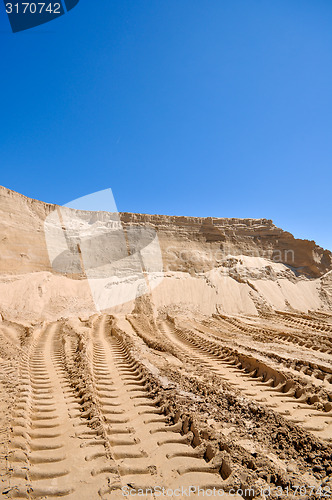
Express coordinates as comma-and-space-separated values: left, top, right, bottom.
1, 0, 331, 250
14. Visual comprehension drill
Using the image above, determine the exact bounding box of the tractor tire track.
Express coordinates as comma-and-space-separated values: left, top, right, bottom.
5, 324, 110, 499
89, 315, 236, 497
159, 320, 332, 443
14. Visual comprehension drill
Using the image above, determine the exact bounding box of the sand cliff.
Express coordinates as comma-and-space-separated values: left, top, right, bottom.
1, 185, 332, 498
0, 185, 331, 323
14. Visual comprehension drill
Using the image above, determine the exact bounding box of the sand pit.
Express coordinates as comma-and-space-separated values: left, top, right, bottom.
0, 186, 332, 499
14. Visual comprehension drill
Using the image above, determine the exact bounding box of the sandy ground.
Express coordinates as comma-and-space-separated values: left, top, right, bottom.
0, 187, 332, 498
0, 307, 331, 499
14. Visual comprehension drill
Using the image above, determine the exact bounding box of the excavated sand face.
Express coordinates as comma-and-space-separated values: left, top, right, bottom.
0, 185, 332, 323
1, 185, 331, 281
0, 186, 332, 498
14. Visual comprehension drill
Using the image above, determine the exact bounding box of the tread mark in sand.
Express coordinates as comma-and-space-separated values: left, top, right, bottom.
89, 315, 235, 497
159, 321, 332, 443
5, 324, 114, 498
3, 319, 240, 498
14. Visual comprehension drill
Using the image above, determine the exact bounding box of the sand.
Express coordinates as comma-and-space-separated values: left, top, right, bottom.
0, 186, 332, 499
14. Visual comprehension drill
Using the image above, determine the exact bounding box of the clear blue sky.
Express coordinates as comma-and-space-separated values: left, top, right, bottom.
1, 0, 331, 250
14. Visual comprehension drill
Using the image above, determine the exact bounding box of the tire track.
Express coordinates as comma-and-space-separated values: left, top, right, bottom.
275, 311, 332, 334
182, 317, 332, 389
5, 324, 110, 498
89, 315, 235, 497
159, 320, 332, 443
212, 314, 332, 356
